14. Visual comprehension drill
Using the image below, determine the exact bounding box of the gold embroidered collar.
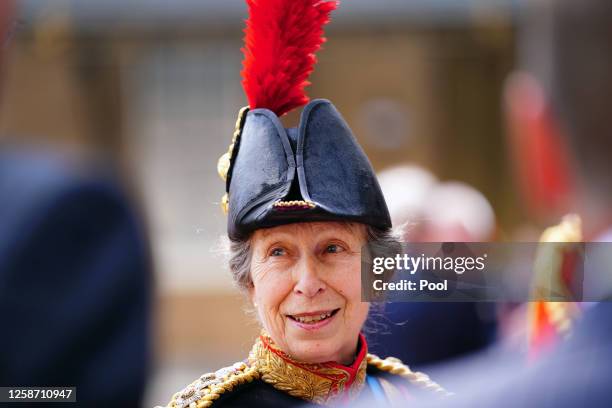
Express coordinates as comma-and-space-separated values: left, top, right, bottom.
248, 333, 368, 405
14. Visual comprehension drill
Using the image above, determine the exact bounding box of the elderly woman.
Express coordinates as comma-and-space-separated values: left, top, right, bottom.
159, 1, 446, 407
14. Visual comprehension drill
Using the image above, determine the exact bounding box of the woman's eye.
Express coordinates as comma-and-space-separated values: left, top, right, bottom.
270, 247, 286, 257
325, 244, 345, 254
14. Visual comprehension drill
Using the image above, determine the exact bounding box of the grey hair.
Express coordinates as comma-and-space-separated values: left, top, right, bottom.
227, 223, 400, 292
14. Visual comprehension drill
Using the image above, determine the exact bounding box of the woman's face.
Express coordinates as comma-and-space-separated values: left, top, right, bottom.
249, 222, 369, 365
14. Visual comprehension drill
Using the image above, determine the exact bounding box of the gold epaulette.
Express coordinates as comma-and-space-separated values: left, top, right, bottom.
158, 361, 260, 408
366, 354, 452, 396
530, 214, 583, 341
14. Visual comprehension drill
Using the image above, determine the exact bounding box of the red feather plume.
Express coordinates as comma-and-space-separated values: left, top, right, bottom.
241, 0, 338, 117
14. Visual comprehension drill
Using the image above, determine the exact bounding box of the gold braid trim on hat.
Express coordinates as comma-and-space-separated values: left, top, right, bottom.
217, 106, 250, 215
272, 200, 317, 209
366, 354, 452, 397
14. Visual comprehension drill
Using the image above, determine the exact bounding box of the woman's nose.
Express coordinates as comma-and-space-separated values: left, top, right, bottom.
293, 256, 326, 298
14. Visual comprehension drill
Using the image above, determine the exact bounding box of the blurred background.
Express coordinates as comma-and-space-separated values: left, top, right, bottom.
1, 0, 551, 405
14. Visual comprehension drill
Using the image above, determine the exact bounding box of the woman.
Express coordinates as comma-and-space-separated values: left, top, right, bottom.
159, 1, 447, 406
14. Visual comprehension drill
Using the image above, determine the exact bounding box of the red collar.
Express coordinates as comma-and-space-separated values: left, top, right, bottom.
323, 333, 368, 389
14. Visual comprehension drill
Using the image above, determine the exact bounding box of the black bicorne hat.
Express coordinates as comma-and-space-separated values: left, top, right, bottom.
217, 0, 391, 240
220, 99, 391, 240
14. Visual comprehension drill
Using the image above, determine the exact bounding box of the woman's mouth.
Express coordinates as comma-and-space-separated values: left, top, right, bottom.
287, 308, 340, 330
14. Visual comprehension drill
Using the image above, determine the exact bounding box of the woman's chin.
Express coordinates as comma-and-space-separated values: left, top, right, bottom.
286, 341, 341, 364
282, 328, 347, 363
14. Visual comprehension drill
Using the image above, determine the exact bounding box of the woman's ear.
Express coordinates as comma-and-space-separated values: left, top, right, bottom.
504, 71, 574, 222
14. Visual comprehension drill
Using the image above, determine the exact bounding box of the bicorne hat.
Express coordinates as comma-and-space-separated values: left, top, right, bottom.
217, 0, 391, 240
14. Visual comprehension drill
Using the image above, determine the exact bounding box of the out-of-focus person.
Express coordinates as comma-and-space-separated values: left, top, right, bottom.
369, 165, 497, 368
0, 149, 152, 406
398, 0, 612, 406
0, 1, 152, 405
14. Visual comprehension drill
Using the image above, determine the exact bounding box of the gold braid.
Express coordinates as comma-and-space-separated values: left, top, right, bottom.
366, 354, 452, 396
164, 354, 449, 407
195, 366, 260, 408
165, 364, 260, 408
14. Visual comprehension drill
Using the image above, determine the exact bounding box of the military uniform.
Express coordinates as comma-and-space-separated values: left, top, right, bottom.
159, 333, 448, 407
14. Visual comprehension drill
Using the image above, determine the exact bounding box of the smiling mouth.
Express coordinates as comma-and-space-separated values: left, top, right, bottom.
287, 308, 340, 324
